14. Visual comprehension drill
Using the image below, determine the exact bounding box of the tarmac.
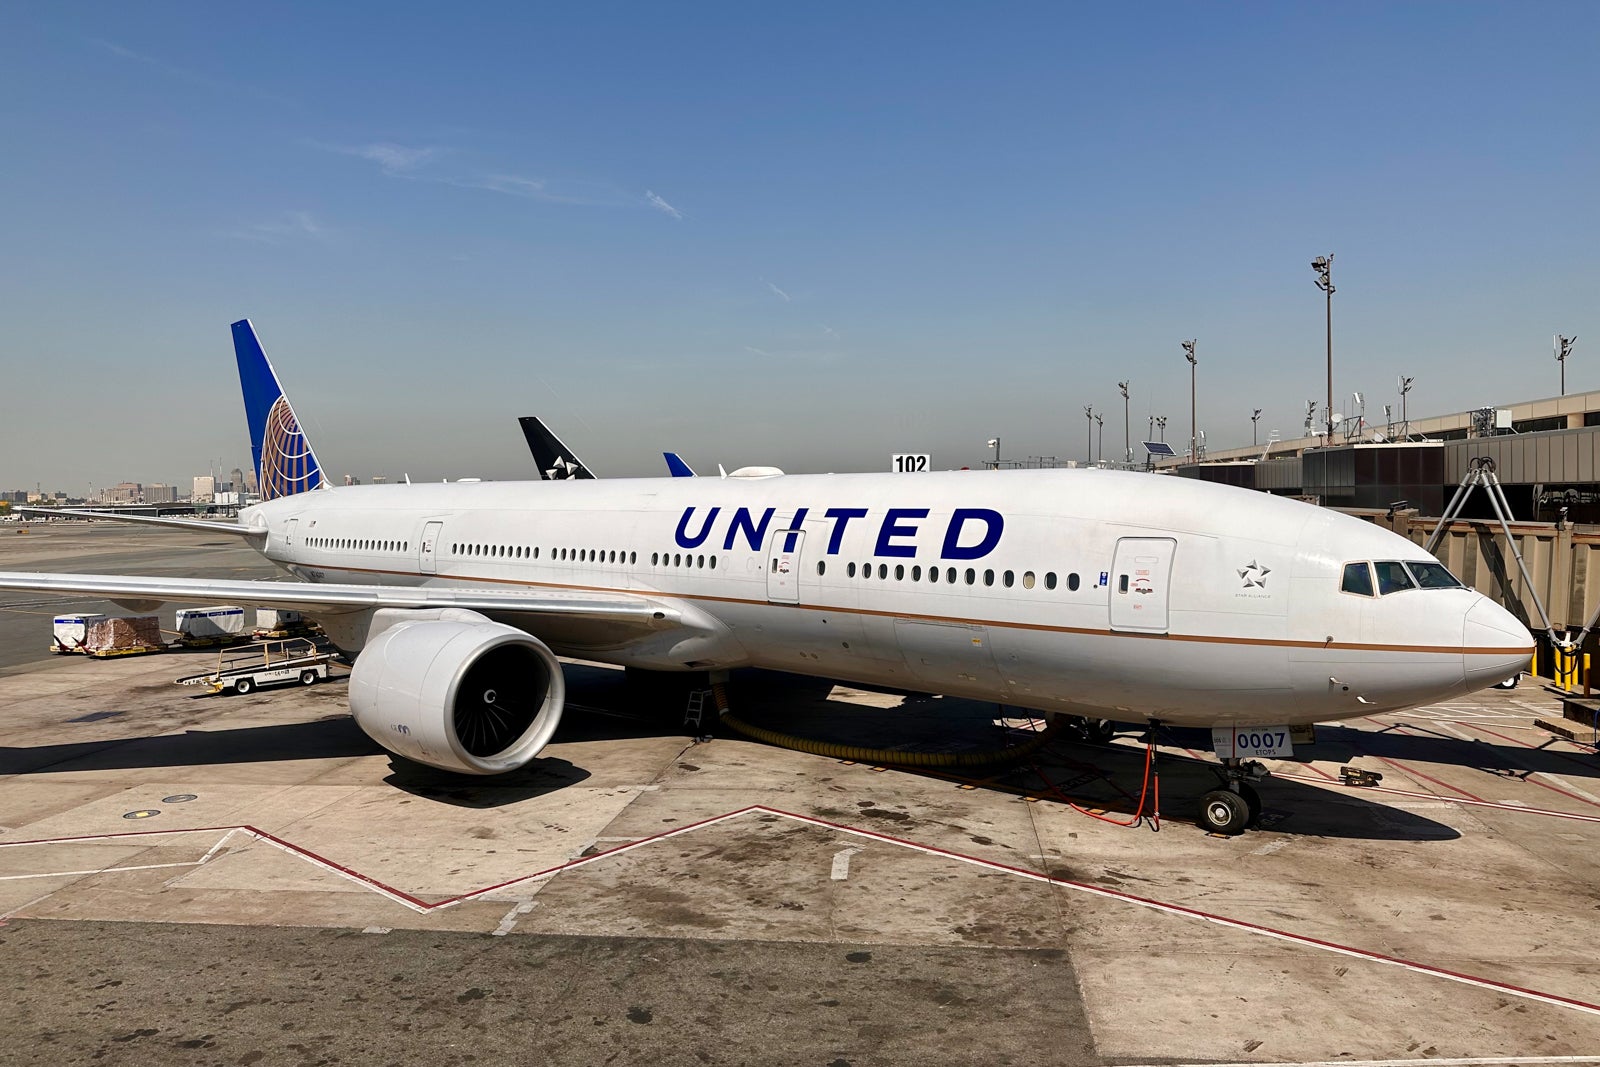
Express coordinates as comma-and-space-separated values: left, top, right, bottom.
3, 522, 1600, 1066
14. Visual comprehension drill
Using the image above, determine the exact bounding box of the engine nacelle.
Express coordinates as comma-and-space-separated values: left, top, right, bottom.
348, 613, 565, 775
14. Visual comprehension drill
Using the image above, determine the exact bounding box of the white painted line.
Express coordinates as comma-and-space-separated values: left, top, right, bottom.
1537, 772, 1600, 805
1431, 721, 1476, 741
361, 926, 390, 934
1113, 1058, 1600, 1067
491, 900, 536, 936
830, 846, 864, 880
0, 861, 207, 882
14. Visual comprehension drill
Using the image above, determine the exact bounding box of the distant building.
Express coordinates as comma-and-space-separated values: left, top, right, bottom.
105, 482, 143, 504
230, 468, 246, 496
192, 476, 215, 502
343, 474, 361, 486
370, 475, 388, 484
145, 483, 179, 504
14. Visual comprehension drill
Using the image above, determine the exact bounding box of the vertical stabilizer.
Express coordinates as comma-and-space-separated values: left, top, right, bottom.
232, 320, 324, 500
663, 452, 697, 478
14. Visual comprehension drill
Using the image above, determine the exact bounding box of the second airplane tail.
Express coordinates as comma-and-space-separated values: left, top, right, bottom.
232, 319, 325, 500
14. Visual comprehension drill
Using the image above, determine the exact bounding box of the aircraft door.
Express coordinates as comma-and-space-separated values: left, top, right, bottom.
766, 529, 804, 604
420, 521, 443, 575
284, 518, 298, 546
1109, 537, 1176, 633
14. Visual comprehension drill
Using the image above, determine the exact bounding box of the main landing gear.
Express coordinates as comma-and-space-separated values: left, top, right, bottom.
1197, 758, 1268, 836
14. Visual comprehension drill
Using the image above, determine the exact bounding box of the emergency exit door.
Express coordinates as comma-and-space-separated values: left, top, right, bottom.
1109, 537, 1176, 633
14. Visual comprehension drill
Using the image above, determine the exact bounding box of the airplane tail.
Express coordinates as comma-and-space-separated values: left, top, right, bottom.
231, 319, 325, 500
663, 452, 697, 478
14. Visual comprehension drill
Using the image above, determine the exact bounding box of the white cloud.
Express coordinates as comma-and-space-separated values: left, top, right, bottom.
645, 190, 683, 220
342, 142, 435, 174
820, 323, 840, 341
221, 211, 329, 245
764, 280, 791, 303
744, 346, 772, 357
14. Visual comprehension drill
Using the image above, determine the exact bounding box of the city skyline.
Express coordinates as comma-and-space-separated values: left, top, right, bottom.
2, 5, 1595, 489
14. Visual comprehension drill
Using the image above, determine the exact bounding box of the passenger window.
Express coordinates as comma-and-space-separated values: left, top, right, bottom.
947, 567, 958, 584
674, 553, 682, 566
964, 568, 975, 585
983, 569, 994, 587
1341, 562, 1375, 597
1003, 570, 1014, 588
912, 565, 922, 581
1373, 561, 1416, 595
709, 555, 716, 569
1022, 571, 1036, 589
929, 567, 939, 584
698, 555, 705, 568
848, 562, 857, 577
1068, 573, 1080, 591
1045, 572, 1057, 590
817, 561, 826, 576
895, 564, 904, 580
878, 564, 888, 579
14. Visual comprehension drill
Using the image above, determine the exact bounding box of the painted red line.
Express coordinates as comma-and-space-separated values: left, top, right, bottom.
1383, 722, 1600, 811
756, 805, 1600, 1017
8, 807, 1600, 1017
1274, 771, 1600, 825
1294, 762, 1340, 782
1461, 721, 1599, 769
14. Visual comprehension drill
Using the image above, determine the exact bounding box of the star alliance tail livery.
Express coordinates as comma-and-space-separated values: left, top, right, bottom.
0, 320, 1533, 833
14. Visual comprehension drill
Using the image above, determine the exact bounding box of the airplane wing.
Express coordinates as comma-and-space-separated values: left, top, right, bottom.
17, 508, 267, 537
0, 571, 677, 625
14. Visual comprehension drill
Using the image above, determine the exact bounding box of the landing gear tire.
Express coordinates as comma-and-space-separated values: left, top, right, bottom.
1198, 789, 1251, 835
1084, 718, 1116, 743
234, 677, 254, 696
1237, 782, 1262, 828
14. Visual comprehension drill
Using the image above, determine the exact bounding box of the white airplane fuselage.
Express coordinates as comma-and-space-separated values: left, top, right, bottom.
241, 468, 1531, 729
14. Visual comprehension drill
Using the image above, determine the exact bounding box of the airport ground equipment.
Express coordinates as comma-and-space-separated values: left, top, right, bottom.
50, 613, 106, 653
252, 607, 315, 639
175, 638, 333, 695
175, 605, 249, 648
83, 616, 164, 658
1427, 457, 1561, 649
1338, 766, 1384, 787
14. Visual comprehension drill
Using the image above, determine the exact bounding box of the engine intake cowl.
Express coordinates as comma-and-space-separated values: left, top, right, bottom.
349, 615, 565, 775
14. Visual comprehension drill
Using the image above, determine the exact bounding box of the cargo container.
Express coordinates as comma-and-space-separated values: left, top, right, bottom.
175, 605, 248, 645
84, 615, 164, 657
51, 614, 106, 653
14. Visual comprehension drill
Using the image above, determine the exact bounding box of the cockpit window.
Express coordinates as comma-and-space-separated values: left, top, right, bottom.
1372, 560, 1417, 595
1341, 562, 1375, 597
1403, 561, 1464, 589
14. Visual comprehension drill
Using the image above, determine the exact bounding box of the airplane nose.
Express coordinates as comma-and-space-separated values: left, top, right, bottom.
1462, 597, 1534, 692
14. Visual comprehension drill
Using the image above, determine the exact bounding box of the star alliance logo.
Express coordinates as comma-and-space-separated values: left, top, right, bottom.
1238, 560, 1271, 589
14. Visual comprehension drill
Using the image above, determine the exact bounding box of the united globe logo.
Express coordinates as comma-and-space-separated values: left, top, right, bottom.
259, 395, 320, 499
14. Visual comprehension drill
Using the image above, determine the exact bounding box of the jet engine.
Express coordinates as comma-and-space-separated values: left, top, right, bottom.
348, 611, 565, 775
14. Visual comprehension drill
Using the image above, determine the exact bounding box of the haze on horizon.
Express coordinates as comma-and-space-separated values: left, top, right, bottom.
1, 4, 1595, 494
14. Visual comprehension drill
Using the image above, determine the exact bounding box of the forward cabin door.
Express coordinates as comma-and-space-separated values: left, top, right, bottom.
766, 528, 804, 604
284, 518, 298, 546
1109, 537, 1176, 633
420, 521, 443, 575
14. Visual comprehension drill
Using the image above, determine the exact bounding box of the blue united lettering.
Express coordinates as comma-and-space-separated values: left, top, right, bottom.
673, 504, 1003, 560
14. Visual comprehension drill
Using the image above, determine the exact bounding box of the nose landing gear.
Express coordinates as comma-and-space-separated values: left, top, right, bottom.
1198, 758, 1268, 836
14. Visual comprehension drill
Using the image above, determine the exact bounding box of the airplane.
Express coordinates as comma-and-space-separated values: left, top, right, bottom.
519, 416, 596, 481
518, 414, 696, 479
0, 320, 1533, 835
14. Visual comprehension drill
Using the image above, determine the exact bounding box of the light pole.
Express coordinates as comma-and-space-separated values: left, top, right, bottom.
1095, 413, 1104, 464
986, 437, 1000, 470
1155, 415, 1167, 442
1312, 254, 1335, 445
1083, 406, 1094, 464
1557, 334, 1578, 396
1181, 339, 1198, 464
1118, 381, 1131, 465
1398, 376, 1414, 440
1251, 408, 1262, 446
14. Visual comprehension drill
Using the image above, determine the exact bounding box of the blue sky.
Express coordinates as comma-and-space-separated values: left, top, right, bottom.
2, 3, 1596, 490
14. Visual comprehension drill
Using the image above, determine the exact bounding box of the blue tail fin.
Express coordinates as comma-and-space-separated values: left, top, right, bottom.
232, 319, 324, 500
663, 452, 697, 478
